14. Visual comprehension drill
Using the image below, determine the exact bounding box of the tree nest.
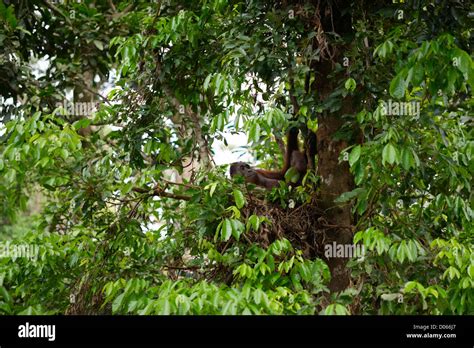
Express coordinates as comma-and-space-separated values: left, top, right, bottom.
240, 195, 336, 259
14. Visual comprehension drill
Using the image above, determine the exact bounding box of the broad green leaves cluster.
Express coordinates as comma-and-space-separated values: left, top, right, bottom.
0, 0, 472, 315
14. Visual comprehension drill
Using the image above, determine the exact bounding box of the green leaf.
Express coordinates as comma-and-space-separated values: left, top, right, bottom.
59, 148, 69, 160
73, 118, 91, 130
401, 148, 414, 170
18, 306, 35, 315
248, 123, 260, 143
454, 49, 472, 78
408, 65, 424, 86
353, 231, 364, 245
299, 105, 308, 116
93, 40, 104, 51
5, 168, 16, 183
443, 266, 461, 280
37, 156, 50, 168
3, 4, 17, 28
284, 167, 300, 183
230, 219, 244, 240
298, 263, 311, 282
221, 219, 232, 241
353, 161, 365, 185
253, 289, 263, 305
406, 240, 418, 262
381, 293, 400, 301
0, 286, 12, 304
397, 241, 407, 263
206, 182, 218, 197
382, 143, 398, 165
404, 281, 418, 293
247, 215, 260, 232
323, 304, 349, 315
160, 298, 171, 315
389, 73, 406, 99
349, 145, 361, 167
344, 78, 356, 92
203, 74, 212, 90
335, 188, 366, 203
374, 40, 394, 59
468, 265, 474, 279
112, 293, 125, 313
233, 189, 246, 209
214, 74, 222, 95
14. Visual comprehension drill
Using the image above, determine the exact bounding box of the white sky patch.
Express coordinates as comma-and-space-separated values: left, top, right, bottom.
30, 54, 50, 79
212, 132, 254, 166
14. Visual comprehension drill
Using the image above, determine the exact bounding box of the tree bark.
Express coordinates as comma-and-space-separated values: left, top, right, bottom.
309, 1, 356, 292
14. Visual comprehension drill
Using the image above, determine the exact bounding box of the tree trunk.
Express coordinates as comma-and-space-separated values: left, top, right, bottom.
313, 60, 355, 292
310, 2, 356, 292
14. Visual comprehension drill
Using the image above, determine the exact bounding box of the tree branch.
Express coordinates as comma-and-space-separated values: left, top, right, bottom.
42, 0, 73, 27
107, 0, 117, 13
154, 61, 212, 169
132, 186, 191, 201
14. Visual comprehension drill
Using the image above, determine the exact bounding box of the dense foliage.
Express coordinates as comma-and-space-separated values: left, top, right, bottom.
0, 0, 472, 315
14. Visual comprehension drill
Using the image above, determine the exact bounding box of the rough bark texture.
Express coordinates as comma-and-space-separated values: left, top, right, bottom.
316, 102, 354, 292
310, 1, 356, 292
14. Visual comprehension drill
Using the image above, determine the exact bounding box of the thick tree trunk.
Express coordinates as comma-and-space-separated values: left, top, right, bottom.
313, 59, 355, 292
316, 112, 354, 292
309, 2, 356, 292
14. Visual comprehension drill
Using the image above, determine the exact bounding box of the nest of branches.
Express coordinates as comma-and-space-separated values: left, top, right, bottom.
239, 195, 335, 259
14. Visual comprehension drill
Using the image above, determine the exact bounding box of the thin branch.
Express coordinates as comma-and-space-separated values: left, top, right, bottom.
132, 186, 191, 201
163, 265, 201, 270
72, 79, 113, 106
42, 0, 73, 27
154, 61, 212, 169
107, 0, 117, 13
162, 179, 200, 189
